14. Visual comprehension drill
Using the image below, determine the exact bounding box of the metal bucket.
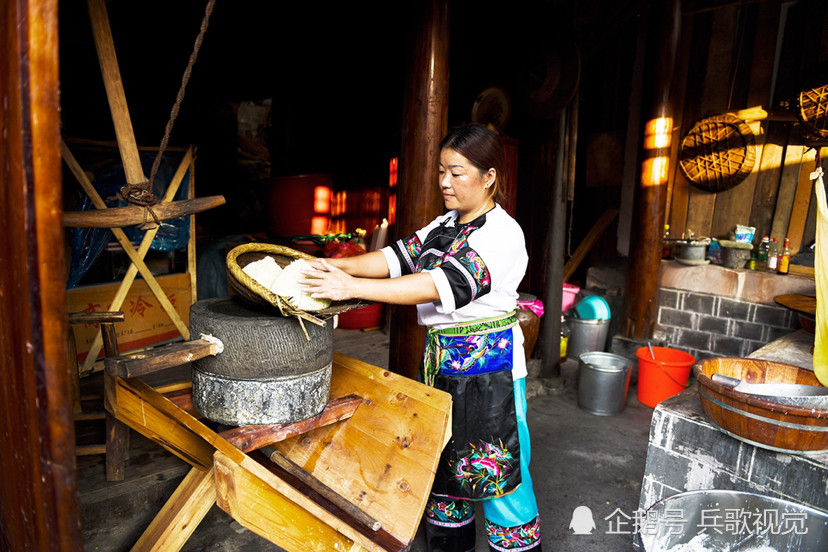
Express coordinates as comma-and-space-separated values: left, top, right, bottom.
568, 317, 610, 359
637, 489, 828, 551
577, 352, 633, 416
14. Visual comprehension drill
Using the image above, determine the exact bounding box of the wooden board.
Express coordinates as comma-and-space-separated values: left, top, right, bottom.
105, 375, 243, 470
131, 467, 216, 552
770, 137, 805, 243
109, 353, 451, 551
213, 450, 366, 552
786, 146, 817, 253
685, 5, 740, 239
750, 121, 791, 239
67, 272, 192, 368
274, 352, 452, 544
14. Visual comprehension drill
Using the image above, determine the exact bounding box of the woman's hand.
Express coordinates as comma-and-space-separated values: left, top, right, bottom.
301, 258, 357, 301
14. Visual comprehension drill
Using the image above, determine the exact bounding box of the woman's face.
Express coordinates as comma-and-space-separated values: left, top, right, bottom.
438, 148, 495, 220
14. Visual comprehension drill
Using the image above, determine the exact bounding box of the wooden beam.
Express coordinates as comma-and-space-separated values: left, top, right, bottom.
105, 375, 244, 469
0, 0, 83, 547
104, 338, 221, 378
62, 143, 196, 372
220, 395, 363, 453
563, 207, 619, 283
388, 0, 450, 381
86, 0, 145, 185
623, 0, 681, 339
259, 446, 383, 533
214, 450, 380, 552
131, 467, 216, 552
63, 196, 226, 228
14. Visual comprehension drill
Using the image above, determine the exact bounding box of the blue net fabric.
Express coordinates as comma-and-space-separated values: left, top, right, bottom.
66, 152, 190, 288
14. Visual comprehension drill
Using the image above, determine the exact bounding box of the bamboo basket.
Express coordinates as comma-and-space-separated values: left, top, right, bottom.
679, 114, 756, 193
694, 357, 828, 455
226, 243, 365, 330
797, 83, 828, 142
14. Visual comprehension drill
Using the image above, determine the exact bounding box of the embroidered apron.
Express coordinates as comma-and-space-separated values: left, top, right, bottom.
423, 311, 522, 500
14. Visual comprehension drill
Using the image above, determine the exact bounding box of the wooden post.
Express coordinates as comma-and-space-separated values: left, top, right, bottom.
388, 0, 451, 380
622, 0, 682, 340
0, 0, 83, 549
538, 115, 569, 378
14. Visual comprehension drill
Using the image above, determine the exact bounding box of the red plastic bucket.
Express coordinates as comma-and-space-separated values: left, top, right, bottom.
635, 346, 695, 408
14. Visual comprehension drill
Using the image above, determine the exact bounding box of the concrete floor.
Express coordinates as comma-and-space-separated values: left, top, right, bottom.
80, 326, 656, 551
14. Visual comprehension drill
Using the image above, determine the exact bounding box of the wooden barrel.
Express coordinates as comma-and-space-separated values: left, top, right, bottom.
189, 297, 333, 425
695, 357, 828, 455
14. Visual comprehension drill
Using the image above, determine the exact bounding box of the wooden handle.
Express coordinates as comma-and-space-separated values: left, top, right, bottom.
104, 338, 221, 377
63, 195, 226, 228
259, 445, 382, 533
220, 395, 363, 453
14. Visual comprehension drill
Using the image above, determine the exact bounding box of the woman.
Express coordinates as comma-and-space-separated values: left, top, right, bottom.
302, 124, 542, 552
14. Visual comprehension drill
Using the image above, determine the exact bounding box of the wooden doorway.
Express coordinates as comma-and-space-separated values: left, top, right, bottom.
0, 0, 82, 549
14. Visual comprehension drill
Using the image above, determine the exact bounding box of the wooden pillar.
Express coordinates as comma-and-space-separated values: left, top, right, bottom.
623, 0, 682, 340
0, 0, 83, 549
538, 114, 569, 378
388, 0, 451, 380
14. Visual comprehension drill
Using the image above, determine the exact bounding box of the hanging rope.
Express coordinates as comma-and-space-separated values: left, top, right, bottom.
115, 0, 217, 227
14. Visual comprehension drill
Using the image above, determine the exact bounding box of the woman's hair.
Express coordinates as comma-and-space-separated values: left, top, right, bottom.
440, 124, 507, 204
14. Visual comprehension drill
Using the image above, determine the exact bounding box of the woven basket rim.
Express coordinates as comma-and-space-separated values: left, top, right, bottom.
226, 242, 366, 325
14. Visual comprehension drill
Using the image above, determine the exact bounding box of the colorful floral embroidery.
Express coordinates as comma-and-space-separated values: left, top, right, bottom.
397, 235, 423, 274
404, 235, 422, 257
450, 440, 515, 496
425, 497, 475, 527
422, 313, 517, 386
486, 516, 542, 551
460, 249, 490, 290
436, 329, 513, 376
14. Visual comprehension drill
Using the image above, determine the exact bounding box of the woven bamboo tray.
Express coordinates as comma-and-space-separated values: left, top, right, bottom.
226, 243, 365, 328
679, 114, 756, 193
798, 83, 828, 141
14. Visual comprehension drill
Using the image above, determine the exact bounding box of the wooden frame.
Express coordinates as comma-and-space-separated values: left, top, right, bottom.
104, 351, 452, 551
64, 0, 226, 373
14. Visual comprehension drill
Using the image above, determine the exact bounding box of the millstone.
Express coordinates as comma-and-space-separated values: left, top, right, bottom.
191, 363, 331, 426
189, 296, 333, 425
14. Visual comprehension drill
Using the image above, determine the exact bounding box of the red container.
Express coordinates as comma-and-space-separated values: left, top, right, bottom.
636, 346, 695, 408
337, 303, 383, 330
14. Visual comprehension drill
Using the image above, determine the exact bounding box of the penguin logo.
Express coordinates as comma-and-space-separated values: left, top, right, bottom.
569, 505, 596, 534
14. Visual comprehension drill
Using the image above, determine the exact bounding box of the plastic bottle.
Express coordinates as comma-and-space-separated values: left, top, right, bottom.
777, 237, 791, 275
767, 237, 779, 272
560, 314, 570, 361
757, 236, 769, 270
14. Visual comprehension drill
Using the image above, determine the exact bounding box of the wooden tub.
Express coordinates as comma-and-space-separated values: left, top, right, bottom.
694, 357, 828, 455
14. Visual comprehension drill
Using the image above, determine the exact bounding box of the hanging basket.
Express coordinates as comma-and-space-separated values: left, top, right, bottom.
678, 114, 756, 193
797, 83, 828, 141
226, 243, 365, 327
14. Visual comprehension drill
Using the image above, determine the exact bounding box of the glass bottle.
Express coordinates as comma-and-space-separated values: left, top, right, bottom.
560, 314, 570, 361
767, 237, 779, 272
777, 237, 792, 275
662, 224, 671, 259
757, 236, 769, 270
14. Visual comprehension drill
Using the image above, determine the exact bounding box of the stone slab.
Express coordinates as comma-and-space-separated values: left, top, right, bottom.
747, 328, 815, 371
639, 384, 828, 519
659, 261, 815, 306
